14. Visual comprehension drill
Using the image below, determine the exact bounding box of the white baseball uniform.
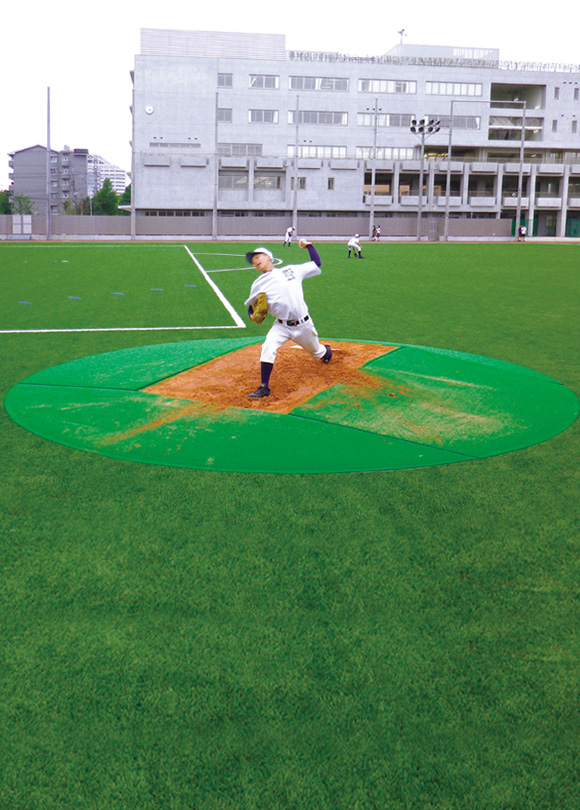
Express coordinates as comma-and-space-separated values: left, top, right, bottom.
244, 258, 327, 364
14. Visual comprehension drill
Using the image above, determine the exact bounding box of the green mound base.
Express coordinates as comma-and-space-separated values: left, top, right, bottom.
5, 338, 579, 474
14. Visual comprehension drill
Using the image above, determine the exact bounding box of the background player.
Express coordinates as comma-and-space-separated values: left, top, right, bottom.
347, 233, 365, 259
244, 241, 332, 399
283, 225, 295, 246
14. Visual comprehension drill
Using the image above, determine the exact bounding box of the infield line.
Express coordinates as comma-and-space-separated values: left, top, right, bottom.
184, 246, 245, 328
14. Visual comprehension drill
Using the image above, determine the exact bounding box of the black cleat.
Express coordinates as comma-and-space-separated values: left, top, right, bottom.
322, 345, 333, 363
248, 385, 271, 399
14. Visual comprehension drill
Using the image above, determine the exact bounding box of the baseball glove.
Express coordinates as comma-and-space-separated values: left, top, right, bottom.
250, 292, 268, 324
299, 239, 310, 248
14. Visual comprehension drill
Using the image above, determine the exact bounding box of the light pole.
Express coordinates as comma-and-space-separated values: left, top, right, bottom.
410, 116, 440, 241
46, 87, 52, 241
292, 95, 300, 234
212, 91, 219, 241
367, 98, 382, 239
515, 100, 527, 240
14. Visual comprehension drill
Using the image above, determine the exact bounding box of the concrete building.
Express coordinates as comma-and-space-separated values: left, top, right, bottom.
8, 146, 128, 214
131, 28, 580, 238
87, 154, 129, 196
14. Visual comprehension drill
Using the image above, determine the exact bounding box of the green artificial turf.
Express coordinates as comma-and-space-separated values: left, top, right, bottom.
1, 241, 579, 809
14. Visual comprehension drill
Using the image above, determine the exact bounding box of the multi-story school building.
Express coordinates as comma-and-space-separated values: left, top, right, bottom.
131, 29, 580, 238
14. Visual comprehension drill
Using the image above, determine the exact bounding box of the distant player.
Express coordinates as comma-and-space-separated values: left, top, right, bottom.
244, 241, 332, 399
347, 233, 364, 259
283, 225, 295, 247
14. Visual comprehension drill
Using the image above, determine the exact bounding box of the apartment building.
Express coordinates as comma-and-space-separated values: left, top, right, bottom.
9, 146, 128, 214
131, 29, 580, 238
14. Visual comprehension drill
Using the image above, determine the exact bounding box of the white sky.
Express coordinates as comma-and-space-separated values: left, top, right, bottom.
2, 0, 579, 190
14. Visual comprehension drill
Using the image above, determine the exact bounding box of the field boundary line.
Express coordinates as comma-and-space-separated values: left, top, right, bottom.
1, 244, 248, 334
0, 325, 242, 335
184, 246, 245, 328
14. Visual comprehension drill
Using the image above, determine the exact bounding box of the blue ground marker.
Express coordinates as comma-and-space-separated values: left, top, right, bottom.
111, 292, 124, 296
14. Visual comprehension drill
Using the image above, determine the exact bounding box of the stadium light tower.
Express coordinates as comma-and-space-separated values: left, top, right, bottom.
410, 116, 440, 241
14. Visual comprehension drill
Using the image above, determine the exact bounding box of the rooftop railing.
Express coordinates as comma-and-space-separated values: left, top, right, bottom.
288, 50, 580, 74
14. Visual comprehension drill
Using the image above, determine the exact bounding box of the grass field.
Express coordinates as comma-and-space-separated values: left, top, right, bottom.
1, 240, 579, 809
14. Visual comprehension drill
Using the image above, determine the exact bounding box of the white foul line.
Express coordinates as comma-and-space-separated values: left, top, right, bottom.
184, 245, 246, 328
0, 325, 242, 334
1, 245, 248, 334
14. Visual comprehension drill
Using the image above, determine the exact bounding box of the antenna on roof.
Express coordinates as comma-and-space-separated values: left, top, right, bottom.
398, 29, 407, 45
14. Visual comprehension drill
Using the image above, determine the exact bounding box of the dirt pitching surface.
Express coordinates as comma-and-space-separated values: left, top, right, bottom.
144, 341, 397, 414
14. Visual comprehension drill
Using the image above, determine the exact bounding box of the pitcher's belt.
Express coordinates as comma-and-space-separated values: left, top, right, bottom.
277, 315, 309, 327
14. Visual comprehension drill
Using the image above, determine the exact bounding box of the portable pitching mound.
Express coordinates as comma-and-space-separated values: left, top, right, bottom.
5, 338, 578, 474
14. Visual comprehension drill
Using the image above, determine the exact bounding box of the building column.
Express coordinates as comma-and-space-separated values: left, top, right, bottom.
427, 161, 436, 208
393, 161, 401, 205
528, 165, 537, 235
248, 158, 255, 205
462, 164, 470, 207
559, 164, 570, 237
495, 163, 504, 218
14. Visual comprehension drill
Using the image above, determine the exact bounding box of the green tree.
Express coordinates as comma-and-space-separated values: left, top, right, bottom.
0, 190, 11, 214
11, 195, 35, 215
64, 197, 92, 215
117, 184, 131, 214
91, 178, 118, 215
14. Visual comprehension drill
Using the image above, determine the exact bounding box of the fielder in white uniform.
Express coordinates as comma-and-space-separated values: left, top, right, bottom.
244, 242, 332, 399
347, 234, 364, 259
283, 226, 295, 247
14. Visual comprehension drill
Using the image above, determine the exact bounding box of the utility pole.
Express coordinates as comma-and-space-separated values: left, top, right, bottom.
46, 87, 52, 241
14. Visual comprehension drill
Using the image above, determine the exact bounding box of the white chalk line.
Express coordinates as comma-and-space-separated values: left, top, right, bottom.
184, 245, 246, 328
0, 325, 241, 335
2, 245, 248, 334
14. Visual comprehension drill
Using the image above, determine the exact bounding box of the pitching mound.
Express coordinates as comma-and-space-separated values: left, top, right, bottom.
5, 338, 579, 473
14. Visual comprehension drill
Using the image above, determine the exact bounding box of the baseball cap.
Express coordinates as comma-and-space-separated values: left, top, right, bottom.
246, 247, 274, 264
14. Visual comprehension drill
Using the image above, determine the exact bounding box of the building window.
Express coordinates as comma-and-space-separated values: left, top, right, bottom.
217, 108, 232, 123
289, 110, 348, 126
249, 109, 279, 124
291, 177, 307, 190
358, 79, 417, 94
436, 115, 481, 130
218, 73, 233, 88
552, 120, 558, 132
575, 88, 580, 101
289, 76, 349, 92
254, 174, 283, 190
328, 177, 335, 191
218, 143, 263, 157
356, 146, 414, 160
357, 113, 414, 127
249, 74, 279, 89
426, 81, 483, 96
288, 144, 347, 159
218, 172, 248, 190
554, 87, 560, 100
572, 120, 578, 134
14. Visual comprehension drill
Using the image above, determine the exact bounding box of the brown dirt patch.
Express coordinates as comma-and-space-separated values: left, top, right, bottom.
143, 341, 398, 414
